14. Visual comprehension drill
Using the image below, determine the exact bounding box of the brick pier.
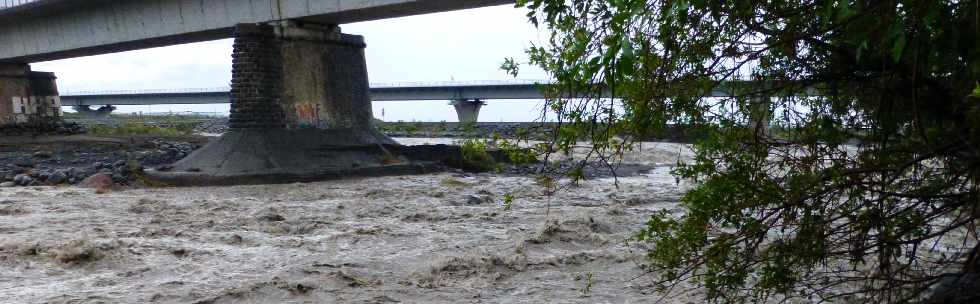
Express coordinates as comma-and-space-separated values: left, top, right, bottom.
228, 24, 285, 130
0, 63, 63, 132
149, 21, 416, 185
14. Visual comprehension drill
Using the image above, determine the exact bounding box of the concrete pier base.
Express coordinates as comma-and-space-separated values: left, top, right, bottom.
147, 22, 427, 185
147, 129, 439, 186
451, 99, 485, 123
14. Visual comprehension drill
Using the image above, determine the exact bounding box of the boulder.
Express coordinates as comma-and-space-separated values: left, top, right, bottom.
47, 170, 68, 185
36, 171, 50, 182
13, 158, 33, 168
465, 194, 494, 205
78, 173, 114, 190
13, 174, 33, 186
33, 151, 52, 159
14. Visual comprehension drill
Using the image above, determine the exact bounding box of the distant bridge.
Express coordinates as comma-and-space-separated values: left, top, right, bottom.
59, 79, 766, 123
60, 80, 557, 106
59, 79, 762, 107
60, 80, 569, 123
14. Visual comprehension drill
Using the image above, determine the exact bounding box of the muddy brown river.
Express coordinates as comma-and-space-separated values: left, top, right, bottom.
1, 139, 695, 303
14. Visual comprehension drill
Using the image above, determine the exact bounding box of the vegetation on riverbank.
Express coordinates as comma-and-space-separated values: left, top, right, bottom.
508, 0, 980, 302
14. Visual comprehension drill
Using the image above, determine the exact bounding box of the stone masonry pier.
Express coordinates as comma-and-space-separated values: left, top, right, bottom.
146, 22, 432, 185
0, 63, 62, 131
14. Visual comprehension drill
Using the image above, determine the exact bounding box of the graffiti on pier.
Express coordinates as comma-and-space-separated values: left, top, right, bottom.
293, 102, 323, 128
2, 96, 61, 124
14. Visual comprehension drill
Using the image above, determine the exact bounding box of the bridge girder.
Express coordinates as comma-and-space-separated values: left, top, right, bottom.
0, 0, 513, 63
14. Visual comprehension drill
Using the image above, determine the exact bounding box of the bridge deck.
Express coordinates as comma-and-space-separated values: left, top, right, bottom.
61, 81, 554, 106
0, 0, 513, 63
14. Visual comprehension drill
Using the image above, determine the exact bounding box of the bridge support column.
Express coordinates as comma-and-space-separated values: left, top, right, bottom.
150, 22, 431, 186
0, 63, 63, 134
747, 95, 771, 138
227, 21, 382, 131
72, 105, 115, 119
451, 99, 485, 123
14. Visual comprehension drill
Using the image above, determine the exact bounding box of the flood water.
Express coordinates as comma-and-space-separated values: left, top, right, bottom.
0, 139, 696, 303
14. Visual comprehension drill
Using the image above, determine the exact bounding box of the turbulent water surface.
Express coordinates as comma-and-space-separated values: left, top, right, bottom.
0, 139, 695, 303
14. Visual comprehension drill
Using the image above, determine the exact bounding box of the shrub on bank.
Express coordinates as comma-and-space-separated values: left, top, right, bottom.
87, 122, 193, 137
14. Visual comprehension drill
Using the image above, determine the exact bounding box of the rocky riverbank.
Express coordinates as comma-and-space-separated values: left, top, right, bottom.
0, 135, 667, 188
0, 136, 201, 187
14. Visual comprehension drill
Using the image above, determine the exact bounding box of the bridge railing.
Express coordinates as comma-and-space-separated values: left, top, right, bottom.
64, 87, 232, 96
370, 79, 548, 88
0, 0, 39, 10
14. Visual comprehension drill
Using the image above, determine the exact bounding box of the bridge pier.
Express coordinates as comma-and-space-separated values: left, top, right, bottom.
746, 95, 771, 138
0, 63, 63, 134
227, 21, 381, 131
149, 22, 427, 185
72, 105, 116, 119
451, 99, 485, 123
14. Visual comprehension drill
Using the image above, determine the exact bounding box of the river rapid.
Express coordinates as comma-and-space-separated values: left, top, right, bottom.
1, 139, 695, 303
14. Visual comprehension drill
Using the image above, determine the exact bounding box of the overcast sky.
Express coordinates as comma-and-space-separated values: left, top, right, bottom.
32, 4, 551, 122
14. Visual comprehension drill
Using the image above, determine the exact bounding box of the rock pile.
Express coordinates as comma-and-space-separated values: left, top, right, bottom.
0, 122, 85, 136
193, 118, 230, 134
0, 139, 199, 187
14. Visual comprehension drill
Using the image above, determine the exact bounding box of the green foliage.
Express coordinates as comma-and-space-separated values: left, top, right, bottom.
578, 272, 594, 296
514, 0, 980, 302
491, 132, 539, 165
88, 122, 193, 137
503, 193, 515, 211
566, 166, 585, 184
458, 132, 541, 172
534, 174, 555, 189
459, 121, 479, 136
459, 138, 497, 172
400, 122, 420, 134
501, 57, 521, 78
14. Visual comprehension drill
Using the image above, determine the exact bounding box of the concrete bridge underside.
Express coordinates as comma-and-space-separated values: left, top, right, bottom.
0, 0, 513, 63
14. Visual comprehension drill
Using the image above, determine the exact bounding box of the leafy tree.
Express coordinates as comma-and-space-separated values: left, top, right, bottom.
507, 0, 980, 302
